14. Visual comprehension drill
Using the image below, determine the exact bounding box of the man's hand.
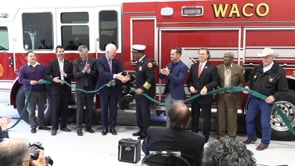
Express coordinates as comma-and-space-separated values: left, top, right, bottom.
52, 77, 62, 83
30, 149, 46, 166
200, 86, 208, 95
265, 95, 275, 103
160, 67, 170, 76
0, 117, 12, 130
243, 86, 249, 94
135, 88, 143, 95
115, 72, 130, 83
189, 86, 197, 93
121, 75, 131, 83
30, 80, 38, 85
83, 64, 90, 73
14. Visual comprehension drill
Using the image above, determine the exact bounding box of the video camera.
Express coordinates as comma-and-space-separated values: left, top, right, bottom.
30, 142, 54, 166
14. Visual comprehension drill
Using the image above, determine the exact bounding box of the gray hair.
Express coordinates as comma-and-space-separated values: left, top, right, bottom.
0, 138, 30, 166
105, 43, 117, 52
202, 137, 256, 166
78, 44, 88, 52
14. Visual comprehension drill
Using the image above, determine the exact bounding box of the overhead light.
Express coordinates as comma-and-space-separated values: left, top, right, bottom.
0, 13, 9, 18
161, 7, 174, 16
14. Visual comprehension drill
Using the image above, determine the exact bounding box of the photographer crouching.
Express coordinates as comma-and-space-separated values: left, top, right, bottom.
0, 138, 53, 166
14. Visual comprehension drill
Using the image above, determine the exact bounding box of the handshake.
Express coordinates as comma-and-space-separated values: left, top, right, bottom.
107, 73, 130, 87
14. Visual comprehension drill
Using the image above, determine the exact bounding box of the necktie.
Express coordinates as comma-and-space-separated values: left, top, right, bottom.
198, 63, 202, 78
83, 60, 88, 87
108, 59, 112, 73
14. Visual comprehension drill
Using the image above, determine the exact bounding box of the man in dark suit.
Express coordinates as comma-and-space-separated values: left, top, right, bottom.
96, 43, 129, 136
217, 52, 245, 139
73, 45, 97, 136
187, 47, 219, 142
160, 47, 188, 127
45, 45, 73, 136
142, 100, 205, 166
132, 44, 155, 140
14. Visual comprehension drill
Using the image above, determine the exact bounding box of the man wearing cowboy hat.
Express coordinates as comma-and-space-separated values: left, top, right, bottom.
243, 48, 288, 150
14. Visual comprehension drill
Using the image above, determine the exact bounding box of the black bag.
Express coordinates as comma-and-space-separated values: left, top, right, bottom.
118, 138, 141, 163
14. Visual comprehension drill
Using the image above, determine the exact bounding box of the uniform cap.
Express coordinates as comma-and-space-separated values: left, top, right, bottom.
257, 48, 279, 57
132, 44, 146, 53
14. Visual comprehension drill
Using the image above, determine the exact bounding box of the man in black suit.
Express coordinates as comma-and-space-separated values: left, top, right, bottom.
45, 45, 73, 136
187, 47, 219, 142
142, 100, 205, 166
96, 43, 129, 136
73, 45, 97, 136
132, 44, 155, 140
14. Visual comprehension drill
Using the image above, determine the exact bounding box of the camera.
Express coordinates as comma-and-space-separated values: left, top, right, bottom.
29, 142, 54, 166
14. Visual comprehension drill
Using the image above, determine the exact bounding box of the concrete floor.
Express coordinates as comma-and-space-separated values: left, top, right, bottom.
1, 104, 295, 166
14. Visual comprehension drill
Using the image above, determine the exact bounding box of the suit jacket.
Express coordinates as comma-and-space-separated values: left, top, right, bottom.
96, 55, 121, 94
73, 57, 97, 93
160, 61, 188, 100
142, 127, 205, 166
135, 56, 155, 96
45, 59, 73, 95
217, 63, 245, 103
187, 61, 219, 103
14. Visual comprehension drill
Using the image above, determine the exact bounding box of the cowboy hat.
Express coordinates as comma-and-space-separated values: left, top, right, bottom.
257, 48, 279, 57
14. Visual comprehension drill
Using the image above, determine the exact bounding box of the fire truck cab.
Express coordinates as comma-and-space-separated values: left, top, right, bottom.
1, 0, 295, 140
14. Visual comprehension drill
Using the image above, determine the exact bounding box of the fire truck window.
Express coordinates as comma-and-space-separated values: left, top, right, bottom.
99, 11, 118, 51
0, 27, 8, 50
60, 12, 89, 50
61, 12, 89, 23
22, 13, 53, 50
62, 25, 89, 50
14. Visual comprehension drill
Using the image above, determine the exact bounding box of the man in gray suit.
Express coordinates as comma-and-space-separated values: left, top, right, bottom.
216, 51, 245, 139
73, 45, 98, 136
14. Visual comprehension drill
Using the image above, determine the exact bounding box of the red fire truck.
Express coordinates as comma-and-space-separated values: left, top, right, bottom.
0, 0, 295, 140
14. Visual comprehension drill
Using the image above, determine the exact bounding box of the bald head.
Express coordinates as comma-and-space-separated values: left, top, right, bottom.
168, 100, 189, 129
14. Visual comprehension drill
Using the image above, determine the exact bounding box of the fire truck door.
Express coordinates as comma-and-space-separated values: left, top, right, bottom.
130, 17, 157, 63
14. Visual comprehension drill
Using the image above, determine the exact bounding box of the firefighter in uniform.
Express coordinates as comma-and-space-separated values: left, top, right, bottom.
132, 44, 155, 140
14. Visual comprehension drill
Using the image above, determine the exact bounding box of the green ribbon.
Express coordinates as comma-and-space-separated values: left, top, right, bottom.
8, 86, 32, 129
140, 86, 295, 136
7, 80, 110, 129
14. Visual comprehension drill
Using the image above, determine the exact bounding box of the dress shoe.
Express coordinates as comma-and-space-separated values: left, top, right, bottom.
110, 128, 117, 135
51, 130, 57, 136
256, 144, 268, 151
77, 129, 83, 136
132, 131, 141, 136
86, 128, 95, 133
31, 128, 36, 133
39, 126, 50, 130
61, 127, 72, 132
243, 139, 257, 144
101, 128, 108, 136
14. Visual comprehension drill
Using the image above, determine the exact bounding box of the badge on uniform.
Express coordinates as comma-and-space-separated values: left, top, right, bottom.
269, 76, 274, 83
139, 66, 142, 71
147, 62, 153, 68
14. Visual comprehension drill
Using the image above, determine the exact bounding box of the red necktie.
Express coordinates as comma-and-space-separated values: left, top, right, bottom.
198, 63, 202, 78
